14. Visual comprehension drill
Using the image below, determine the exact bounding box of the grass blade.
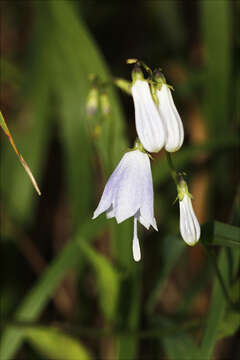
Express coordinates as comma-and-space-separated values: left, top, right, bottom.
0, 217, 106, 360
0, 111, 41, 196
25, 326, 91, 360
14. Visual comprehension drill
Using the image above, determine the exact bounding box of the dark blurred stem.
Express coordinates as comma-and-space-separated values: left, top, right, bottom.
165, 151, 178, 187
1, 319, 203, 338
205, 246, 240, 312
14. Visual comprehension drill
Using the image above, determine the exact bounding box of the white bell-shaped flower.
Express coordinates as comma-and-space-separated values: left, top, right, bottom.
92, 148, 158, 261
157, 83, 184, 152
154, 70, 184, 152
132, 79, 166, 153
178, 181, 200, 246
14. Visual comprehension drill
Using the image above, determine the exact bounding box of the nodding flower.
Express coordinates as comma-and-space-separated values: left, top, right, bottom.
178, 180, 200, 246
92, 147, 158, 261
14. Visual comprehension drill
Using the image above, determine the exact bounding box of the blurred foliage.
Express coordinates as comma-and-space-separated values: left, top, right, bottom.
1, 1, 239, 360
25, 326, 91, 360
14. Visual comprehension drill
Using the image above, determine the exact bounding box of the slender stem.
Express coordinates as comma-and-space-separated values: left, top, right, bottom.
205, 245, 240, 311
165, 151, 178, 186
1, 319, 203, 339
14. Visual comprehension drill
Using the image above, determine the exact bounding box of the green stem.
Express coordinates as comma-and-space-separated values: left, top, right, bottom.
165, 151, 178, 186
1, 319, 202, 339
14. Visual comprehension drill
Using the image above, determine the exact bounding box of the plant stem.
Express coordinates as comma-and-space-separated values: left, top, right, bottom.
165, 151, 178, 186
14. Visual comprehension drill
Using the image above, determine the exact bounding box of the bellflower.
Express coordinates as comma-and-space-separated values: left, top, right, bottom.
92, 148, 158, 261
131, 69, 166, 153
155, 72, 184, 152
178, 180, 200, 246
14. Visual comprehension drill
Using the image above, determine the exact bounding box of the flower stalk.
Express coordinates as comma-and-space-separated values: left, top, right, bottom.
165, 151, 178, 186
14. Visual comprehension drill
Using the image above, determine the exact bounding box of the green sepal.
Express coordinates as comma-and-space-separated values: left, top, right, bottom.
177, 180, 193, 201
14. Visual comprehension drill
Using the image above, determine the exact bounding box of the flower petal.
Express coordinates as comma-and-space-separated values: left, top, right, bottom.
132, 80, 165, 153
92, 153, 129, 219
179, 195, 200, 245
157, 84, 184, 152
114, 151, 144, 223
138, 152, 158, 230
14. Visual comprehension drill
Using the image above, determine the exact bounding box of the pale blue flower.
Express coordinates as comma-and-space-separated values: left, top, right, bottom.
92, 149, 157, 261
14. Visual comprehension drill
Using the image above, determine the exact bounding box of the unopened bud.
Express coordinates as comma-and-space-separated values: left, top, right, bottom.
154, 69, 166, 83
177, 180, 200, 246
86, 87, 99, 117
100, 92, 111, 115
131, 64, 144, 83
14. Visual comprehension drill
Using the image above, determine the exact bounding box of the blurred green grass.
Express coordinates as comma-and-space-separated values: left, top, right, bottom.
1, 1, 239, 360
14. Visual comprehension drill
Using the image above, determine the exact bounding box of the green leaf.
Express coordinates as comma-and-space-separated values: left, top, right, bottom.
0, 57, 22, 85
201, 221, 240, 248
217, 310, 240, 340
78, 240, 119, 321
0, 217, 106, 360
0, 8, 52, 224
25, 327, 91, 360
201, 0, 232, 136
162, 332, 199, 360
116, 269, 141, 360
200, 248, 240, 359
0, 111, 41, 196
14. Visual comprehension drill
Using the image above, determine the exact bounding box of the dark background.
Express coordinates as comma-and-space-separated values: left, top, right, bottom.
1, 1, 239, 359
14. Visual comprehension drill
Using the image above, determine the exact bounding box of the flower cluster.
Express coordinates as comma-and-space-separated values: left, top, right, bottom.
91, 60, 200, 261
131, 67, 184, 153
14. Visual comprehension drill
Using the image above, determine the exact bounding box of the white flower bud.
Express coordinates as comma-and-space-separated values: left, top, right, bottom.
86, 87, 98, 116
178, 182, 200, 246
157, 84, 184, 152
132, 80, 166, 153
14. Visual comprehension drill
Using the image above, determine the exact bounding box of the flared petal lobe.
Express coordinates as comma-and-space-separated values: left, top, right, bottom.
132, 80, 165, 153
92, 149, 158, 262
179, 195, 200, 246
92, 153, 129, 219
93, 149, 157, 229
157, 84, 184, 152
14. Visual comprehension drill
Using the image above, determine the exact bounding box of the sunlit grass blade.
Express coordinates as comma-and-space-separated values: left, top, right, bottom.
25, 326, 91, 360
0, 111, 41, 196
